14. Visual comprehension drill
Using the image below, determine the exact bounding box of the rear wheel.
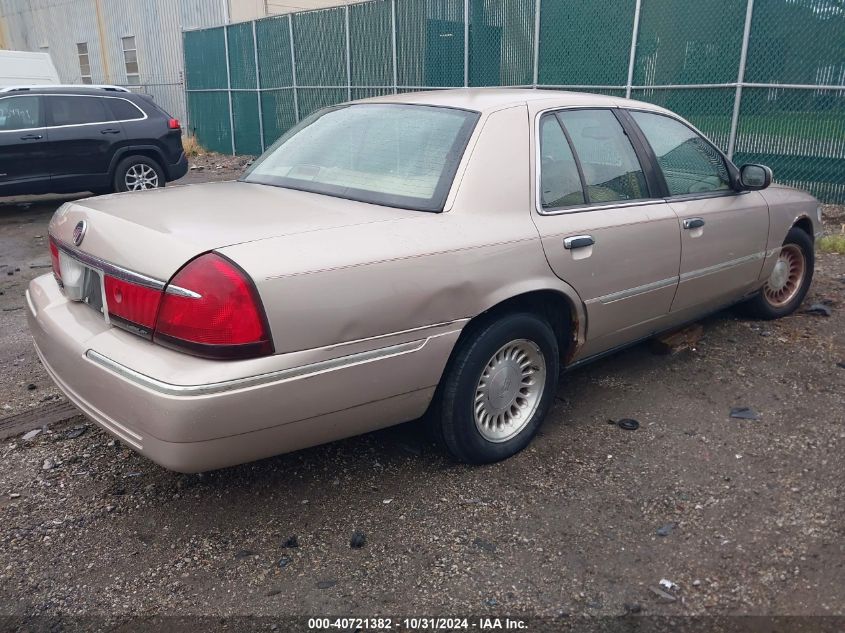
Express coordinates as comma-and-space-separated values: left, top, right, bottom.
742, 227, 814, 319
433, 313, 559, 464
113, 155, 165, 192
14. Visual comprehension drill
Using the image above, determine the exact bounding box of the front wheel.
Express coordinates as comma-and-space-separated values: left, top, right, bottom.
433, 313, 560, 464
113, 155, 165, 192
742, 226, 814, 319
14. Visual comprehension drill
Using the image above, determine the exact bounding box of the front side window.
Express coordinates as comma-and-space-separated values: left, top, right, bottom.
243, 104, 479, 212
557, 109, 649, 203
539, 115, 584, 209
0, 96, 41, 131
77, 43, 92, 84
48, 96, 110, 126
630, 111, 730, 196
122, 36, 140, 85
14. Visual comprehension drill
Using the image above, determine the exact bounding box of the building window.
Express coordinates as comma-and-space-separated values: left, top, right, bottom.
121, 36, 140, 85
77, 43, 92, 84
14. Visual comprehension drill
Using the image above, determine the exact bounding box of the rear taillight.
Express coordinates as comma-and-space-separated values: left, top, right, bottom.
49, 237, 61, 282
153, 253, 273, 359
104, 276, 162, 334
168, 118, 180, 130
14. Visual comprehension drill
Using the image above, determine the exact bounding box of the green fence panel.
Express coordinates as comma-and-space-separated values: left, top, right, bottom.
261, 89, 298, 147
186, 91, 231, 154
630, 87, 736, 149
298, 88, 348, 118
256, 15, 293, 89
469, 0, 534, 87
227, 22, 257, 89
538, 0, 635, 86
184, 27, 228, 90
350, 0, 393, 87
746, 0, 845, 86
352, 87, 395, 100
396, 0, 465, 87
634, 0, 745, 86
293, 8, 347, 87
232, 91, 262, 155
734, 88, 845, 203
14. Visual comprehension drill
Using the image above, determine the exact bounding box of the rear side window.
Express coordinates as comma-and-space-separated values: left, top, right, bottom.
539, 115, 585, 209
629, 111, 730, 196
106, 98, 144, 121
48, 96, 110, 126
0, 96, 41, 131
556, 109, 649, 203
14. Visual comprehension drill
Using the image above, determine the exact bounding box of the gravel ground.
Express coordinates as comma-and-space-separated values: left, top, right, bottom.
1, 162, 843, 629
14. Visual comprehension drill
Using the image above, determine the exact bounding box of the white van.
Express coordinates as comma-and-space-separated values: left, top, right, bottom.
0, 50, 60, 88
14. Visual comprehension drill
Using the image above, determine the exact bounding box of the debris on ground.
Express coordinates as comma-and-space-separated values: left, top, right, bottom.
22, 429, 41, 441
649, 323, 704, 355
282, 535, 299, 549
656, 523, 676, 537
41, 458, 55, 470
277, 556, 291, 568
64, 426, 86, 439
616, 418, 640, 431
659, 579, 679, 592
350, 531, 367, 549
650, 587, 677, 602
803, 303, 833, 317
730, 407, 762, 421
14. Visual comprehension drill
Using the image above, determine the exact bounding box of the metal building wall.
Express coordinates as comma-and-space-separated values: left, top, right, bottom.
0, 0, 227, 123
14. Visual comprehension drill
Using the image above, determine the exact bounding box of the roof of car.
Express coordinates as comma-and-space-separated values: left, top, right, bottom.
359, 87, 669, 115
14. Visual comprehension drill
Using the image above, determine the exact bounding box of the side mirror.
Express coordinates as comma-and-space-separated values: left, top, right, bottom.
739, 164, 772, 191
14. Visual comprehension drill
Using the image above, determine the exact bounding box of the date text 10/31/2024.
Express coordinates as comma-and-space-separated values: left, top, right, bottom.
307, 617, 529, 630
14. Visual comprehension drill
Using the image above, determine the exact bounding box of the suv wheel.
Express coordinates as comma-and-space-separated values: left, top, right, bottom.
114, 155, 165, 192
433, 313, 559, 464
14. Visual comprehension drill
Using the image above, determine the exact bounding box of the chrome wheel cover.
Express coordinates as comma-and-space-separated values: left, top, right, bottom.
124, 163, 159, 191
474, 339, 547, 443
763, 244, 805, 308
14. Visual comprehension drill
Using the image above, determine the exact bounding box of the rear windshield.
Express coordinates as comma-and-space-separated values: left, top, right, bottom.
242, 104, 479, 212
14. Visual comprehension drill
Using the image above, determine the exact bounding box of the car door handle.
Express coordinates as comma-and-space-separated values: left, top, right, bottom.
683, 218, 705, 230
100, 128, 121, 135
563, 235, 595, 249
19, 134, 42, 140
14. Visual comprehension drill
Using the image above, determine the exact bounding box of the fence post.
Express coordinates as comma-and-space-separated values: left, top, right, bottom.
532, 0, 541, 88
288, 14, 300, 122
345, 5, 352, 100
728, 0, 754, 159
463, 0, 469, 87
625, 0, 642, 99
252, 20, 265, 152
223, 26, 235, 155
391, 0, 398, 93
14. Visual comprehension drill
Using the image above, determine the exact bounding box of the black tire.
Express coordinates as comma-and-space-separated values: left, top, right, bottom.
742, 227, 814, 320
113, 155, 166, 193
433, 313, 559, 464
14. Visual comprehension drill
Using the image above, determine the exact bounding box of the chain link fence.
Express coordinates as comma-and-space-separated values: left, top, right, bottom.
183, 0, 845, 202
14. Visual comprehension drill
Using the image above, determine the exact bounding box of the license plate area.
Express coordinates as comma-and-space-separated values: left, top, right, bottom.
58, 251, 107, 320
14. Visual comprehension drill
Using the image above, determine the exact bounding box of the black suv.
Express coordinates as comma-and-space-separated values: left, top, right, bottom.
0, 85, 188, 196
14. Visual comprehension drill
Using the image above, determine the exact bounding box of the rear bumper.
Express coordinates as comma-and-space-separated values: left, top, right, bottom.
27, 274, 461, 472
166, 152, 189, 182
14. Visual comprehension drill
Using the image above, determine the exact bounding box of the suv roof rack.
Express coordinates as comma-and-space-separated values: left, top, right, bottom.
0, 84, 131, 93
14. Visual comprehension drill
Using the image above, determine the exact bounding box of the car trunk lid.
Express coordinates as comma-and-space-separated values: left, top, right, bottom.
48, 180, 416, 282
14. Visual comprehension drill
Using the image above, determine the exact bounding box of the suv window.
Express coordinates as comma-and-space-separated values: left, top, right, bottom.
0, 96, 41, 131
539, 115, 585, 209
629, 111, 730, 196
556, 109, 649, 203
106, 98, 144, 121
48, 95, 111, 126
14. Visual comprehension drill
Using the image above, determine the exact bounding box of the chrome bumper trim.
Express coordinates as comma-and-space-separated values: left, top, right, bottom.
85, 337, 431, 397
